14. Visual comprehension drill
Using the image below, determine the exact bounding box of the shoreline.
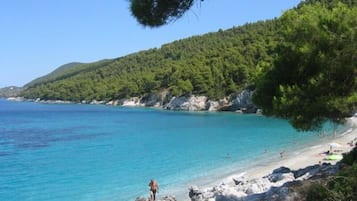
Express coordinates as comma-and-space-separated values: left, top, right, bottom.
172, 117, 357, 201
5, 92, 258, 113
4, 98, 356, 200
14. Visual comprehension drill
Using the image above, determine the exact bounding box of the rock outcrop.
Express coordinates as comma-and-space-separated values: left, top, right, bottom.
188, 163, 340, 201
129, 163, 341, 201
135, 195, 176, 201
10, 89, 259, 113
165, 96, 208, 111
219, 90, 257, 113
162, 89, 257, 113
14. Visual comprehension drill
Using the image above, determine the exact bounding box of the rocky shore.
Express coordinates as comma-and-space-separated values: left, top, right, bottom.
6, 89, 258, 113
134, 163, 341, 201
187, 163, 340, 201
6, 93, 357, 201
135, 118, 357, 201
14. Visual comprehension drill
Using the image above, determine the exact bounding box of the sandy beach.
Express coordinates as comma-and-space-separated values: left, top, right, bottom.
244, 117, 357, 180
174, 117, 357, 201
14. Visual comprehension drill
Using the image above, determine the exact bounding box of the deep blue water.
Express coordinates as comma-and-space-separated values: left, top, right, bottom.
0, 99, 337, 200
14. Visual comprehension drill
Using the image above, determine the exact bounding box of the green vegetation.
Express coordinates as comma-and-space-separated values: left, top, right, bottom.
0, 86, 23, 98
253, 1, 357, 131
129, 0, 357, 28
17, 1, 357, 199
306, 146, 357, 201
25, 60, 113, 88
130, 0, 195, 27
21, 0, 357, 132
21, 19, 279, 102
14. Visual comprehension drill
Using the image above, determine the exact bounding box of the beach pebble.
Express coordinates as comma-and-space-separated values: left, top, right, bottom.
268, 172, 295, 183
215, 194, 239, 201
189, 185, 204, 200
135, 195, 177, 201
232, 176, 246, 185
188, 162, 343, 201
157, 195, 177, 201
244, 178, 271, 194
272, 166, 291, 174
292, 164, 320, 178
264, 186, 289, 201
201, 191, 215, 199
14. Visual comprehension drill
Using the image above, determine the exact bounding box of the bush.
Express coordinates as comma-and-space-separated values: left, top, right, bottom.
341, 146, 357, 166
306, 184, 330, 201
306, 156, 357, 201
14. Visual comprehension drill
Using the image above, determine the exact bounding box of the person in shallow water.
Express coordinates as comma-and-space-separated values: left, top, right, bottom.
148, 179, 159, 201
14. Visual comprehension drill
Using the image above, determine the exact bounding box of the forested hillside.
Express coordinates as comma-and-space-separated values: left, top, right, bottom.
21, 19, 280, 102
21, 0, 357, 122
0, 86, 23, 98
25, 60, 113, 88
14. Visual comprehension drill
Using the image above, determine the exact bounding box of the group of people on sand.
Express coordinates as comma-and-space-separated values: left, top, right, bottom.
145, 134, 357, 200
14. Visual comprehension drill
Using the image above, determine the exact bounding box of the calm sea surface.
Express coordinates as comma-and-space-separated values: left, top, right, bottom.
0, 99, 340, 200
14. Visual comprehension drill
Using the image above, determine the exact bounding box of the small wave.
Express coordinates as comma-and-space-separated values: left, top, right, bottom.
295, 144, 322, 155
309, 145, 322, 150
340, 128, 353, 136
221, 172, 247, 184
234, 172, 247, 178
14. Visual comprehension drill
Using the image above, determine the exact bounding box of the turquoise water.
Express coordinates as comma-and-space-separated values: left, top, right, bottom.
0, 99, 338, 200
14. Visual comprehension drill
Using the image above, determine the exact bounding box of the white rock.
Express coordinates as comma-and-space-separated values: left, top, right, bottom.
166, 95, 208, 111
122, 97, 143, 106
245, 178, 271, 194
207, 101, 220, 111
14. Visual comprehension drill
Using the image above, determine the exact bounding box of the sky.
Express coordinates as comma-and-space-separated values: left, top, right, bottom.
0, 0, 302, 88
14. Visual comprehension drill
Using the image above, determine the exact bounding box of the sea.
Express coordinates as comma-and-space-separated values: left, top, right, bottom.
0, 99, 345, 201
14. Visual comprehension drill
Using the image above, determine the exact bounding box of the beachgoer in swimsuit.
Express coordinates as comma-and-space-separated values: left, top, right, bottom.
148, 179, 159, 201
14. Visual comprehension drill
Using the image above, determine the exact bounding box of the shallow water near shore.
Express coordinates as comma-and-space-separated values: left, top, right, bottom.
0, 99, 345, 201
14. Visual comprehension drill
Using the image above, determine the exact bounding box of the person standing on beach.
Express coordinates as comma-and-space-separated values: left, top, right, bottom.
148, 179, 159, 201
280, 150, 285, 159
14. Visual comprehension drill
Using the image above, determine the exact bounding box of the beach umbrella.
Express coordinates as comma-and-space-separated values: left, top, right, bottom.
329, 142, 342, 148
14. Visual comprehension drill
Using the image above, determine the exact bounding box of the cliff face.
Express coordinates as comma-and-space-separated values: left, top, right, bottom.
100, 89, 258, 113
163, 89, 257, 112
23, 89, 258, 113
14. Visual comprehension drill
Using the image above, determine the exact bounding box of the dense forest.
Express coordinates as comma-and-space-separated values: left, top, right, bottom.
254, 0, 357, 130
21, 19, 279, 102
21, 0, 357, 131
18, 1, 357, 199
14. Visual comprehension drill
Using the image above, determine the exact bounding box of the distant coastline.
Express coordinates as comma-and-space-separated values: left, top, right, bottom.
0, 86, 23, 98
5, 89, 260, 114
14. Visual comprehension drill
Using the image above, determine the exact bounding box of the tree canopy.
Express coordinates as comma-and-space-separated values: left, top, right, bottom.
253, 2, 357, 131
130, 0, 196, 27
21, 20, 279, 102
129, 0, 357, 28
21, 0, 357, 131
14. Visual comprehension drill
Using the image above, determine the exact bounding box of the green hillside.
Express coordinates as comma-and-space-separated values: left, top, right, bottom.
21, 0, 357, 117
21, 19, 279, 102
25, 60, 113, 88
0, 86, 23, 98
